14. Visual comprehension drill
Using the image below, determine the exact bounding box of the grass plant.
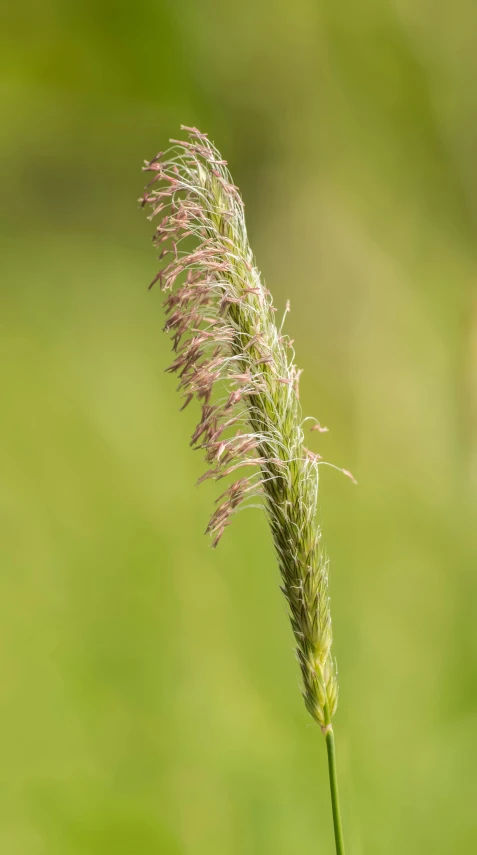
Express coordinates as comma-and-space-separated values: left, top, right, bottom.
140, 126, 353, 854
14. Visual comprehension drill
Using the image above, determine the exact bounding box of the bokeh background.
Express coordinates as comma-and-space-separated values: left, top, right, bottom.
2, 2, 477, 853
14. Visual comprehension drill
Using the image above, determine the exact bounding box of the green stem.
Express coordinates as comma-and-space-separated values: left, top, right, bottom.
324, 727, 345, 855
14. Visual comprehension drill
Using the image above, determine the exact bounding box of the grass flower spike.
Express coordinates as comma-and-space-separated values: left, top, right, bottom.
141, 126, 349, 854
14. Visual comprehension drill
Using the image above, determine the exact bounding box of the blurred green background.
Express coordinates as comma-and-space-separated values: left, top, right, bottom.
2, 2, 477, 853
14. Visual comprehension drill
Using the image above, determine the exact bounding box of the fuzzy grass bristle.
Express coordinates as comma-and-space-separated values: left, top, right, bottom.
140, 125, 354, 729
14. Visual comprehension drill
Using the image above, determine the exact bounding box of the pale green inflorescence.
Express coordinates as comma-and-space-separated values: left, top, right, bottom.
141, 126, 349, 728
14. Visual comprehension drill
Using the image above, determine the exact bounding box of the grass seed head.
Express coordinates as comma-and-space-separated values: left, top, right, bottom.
141, 126, 350, 727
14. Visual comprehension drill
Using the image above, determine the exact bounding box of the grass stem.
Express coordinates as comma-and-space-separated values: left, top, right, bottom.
325, 727, 345, 855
